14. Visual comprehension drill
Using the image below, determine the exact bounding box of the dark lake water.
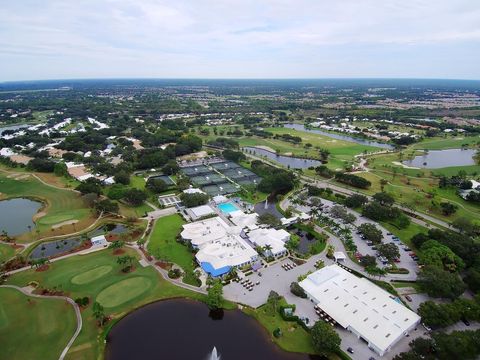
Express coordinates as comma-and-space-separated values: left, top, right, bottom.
0, 198, 42, 236
89, 223, 129, 237
29, 237, 83, 259
402, 149, 477, 168
284, 123, 394, 149
105, 299, 321, 360
243, 147, 322, 169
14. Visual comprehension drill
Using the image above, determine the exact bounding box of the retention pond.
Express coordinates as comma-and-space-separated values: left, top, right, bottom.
0, 198, 42, 236
105, 299, 321, 360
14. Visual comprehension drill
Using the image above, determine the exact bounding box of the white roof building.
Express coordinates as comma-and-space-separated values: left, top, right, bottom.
300, 265, 420, 356
0, 147, 15, 157
91, 235, 108, 247
212, 195, 228, 204
181, 216, 258, 276
246, 227, 289, 257
183, 188, 205, 195
229, 210, 259, 230
333, 251, 347, 262
186, 204, 216, 220
181, 217, 234, 248
103, 176, 115, 185
471, 180, 480, 190
78, 174, 94, 182
195, 233, 258, 274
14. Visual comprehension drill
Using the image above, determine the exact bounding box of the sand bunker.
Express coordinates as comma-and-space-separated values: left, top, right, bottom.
392, 161, 420, 169
255, 145, 276, 153
52, 220, 79, 229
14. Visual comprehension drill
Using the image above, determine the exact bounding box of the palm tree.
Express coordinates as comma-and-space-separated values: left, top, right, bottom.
264, 244, 273, 255
227, 267, 237, 279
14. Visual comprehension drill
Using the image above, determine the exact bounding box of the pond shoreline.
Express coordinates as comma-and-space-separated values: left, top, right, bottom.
104, 298, 320, 360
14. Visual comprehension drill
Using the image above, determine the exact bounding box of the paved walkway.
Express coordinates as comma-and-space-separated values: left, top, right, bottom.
0, 284, 82, 360
5, 243, 108, 276
127, 244, 207, 295
143, 207, 177, 220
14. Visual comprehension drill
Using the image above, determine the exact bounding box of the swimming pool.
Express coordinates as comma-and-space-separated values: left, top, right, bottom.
217, 202, 240, 214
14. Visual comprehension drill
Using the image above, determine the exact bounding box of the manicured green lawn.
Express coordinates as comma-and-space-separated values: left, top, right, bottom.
392, 281, 421, 292
0, 243, 15, 264
243, 304, 316, 355
147, 214, 200, 286
118, 202, 153, 218
96, 277, 152, 308
37, 211, 91, 226
5, 249, 206, 360
412, 135, 480, 150
264, 126, 379, 156
380, 221, 428, 249
0, 287, 77, 360
0, 172, 94, 241
129, 175, 146, 190
354, 168, 480, 224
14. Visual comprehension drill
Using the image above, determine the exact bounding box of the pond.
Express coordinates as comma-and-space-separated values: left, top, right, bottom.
254, 200, 284, 219
89, 223, 129, 238
0, 198, 42, 236
402, 149, 477, 169
243, 146, 322, 169
105, 299, 321, 360
29, 237, 84, 260
284, 123, 394, 149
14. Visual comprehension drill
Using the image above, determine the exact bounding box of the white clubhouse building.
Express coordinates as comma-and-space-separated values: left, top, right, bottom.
180, 213, 290, 277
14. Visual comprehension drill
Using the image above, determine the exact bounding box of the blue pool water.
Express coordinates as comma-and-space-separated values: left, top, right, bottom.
218, 202, 239, 214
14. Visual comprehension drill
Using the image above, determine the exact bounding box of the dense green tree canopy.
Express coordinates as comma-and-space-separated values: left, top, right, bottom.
310, 320, 341, 355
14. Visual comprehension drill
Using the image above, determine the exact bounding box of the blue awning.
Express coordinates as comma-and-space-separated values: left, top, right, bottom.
201, 262, 231, 277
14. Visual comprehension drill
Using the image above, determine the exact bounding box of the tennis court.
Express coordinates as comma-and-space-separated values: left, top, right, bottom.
181, 165, 211, 176
211, 161, 241, 170
148, 175, 175, 185
191, 172, 225, 186
202, 182, 239, 196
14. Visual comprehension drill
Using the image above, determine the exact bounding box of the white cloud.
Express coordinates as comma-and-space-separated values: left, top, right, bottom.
0, 0, 479, 80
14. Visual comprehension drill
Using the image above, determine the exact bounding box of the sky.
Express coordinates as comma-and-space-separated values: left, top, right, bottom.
1, 0, 480, 81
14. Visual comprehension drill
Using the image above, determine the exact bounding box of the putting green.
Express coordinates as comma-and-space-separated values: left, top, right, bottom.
71, 265, 113, 285
96, 276, 152, 308
37, 213, 76, 225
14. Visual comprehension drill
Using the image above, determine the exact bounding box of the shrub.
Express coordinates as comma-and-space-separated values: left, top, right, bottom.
290, 282, 307, 298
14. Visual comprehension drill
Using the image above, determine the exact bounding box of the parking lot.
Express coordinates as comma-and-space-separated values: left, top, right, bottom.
284, 196, 419, 281
223, 254, 419, 360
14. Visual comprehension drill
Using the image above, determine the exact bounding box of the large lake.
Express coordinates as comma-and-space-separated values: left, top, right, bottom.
284, 123, 394, 149
243, 146, 322, 169
105, 299, 321, 360
402, 149, 477, 169
0, 198, 42, 236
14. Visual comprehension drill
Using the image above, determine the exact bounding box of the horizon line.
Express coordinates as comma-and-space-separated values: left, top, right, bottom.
2, 76, 480, 84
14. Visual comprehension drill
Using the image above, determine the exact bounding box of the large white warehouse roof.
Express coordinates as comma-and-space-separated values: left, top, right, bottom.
300, 265, 420, 356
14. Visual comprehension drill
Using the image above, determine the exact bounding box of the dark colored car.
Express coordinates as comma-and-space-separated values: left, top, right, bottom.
405, 295, 413, 302
347, 347, 354, 354
462, 318, 470, 326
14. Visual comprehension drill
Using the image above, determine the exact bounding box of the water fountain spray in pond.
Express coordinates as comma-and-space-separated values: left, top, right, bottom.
209, 346, 220, 360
